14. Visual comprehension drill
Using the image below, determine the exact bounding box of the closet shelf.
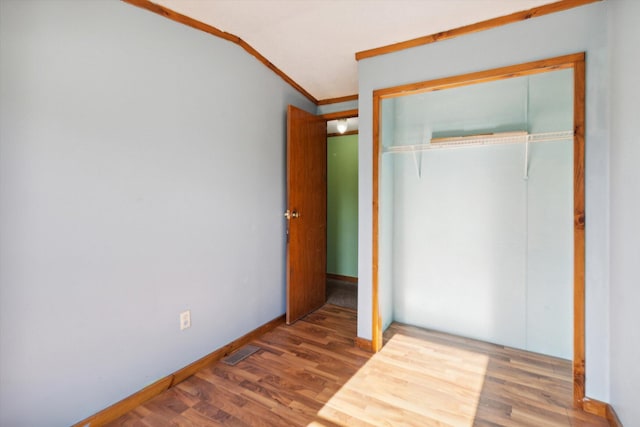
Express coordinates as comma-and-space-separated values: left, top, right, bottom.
382, 130, 574, 154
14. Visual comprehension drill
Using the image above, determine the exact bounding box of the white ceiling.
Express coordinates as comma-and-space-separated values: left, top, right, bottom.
150, 0, 558, 101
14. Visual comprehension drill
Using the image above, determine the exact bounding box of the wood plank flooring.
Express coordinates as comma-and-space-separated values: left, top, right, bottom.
106, 305, 608, 426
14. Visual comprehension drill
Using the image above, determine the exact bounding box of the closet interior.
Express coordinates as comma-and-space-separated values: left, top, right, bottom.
378, 68, 574, 360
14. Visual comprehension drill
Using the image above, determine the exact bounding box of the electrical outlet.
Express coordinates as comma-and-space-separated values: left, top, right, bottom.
180, 310, 191, 330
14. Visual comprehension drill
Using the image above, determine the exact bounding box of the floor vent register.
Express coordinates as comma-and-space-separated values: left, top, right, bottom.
222, 345, 260, 366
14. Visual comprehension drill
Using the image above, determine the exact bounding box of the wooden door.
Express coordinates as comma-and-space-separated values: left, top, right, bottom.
286, 105, 327, 324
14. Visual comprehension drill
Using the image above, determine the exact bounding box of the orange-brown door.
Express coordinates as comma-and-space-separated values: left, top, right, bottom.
286, 105, 327, 324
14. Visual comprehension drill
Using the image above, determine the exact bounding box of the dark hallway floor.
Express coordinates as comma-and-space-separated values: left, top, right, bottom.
326, 278, 357, 310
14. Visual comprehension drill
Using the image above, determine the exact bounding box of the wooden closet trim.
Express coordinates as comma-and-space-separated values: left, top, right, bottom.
374, 53, 583, 99
356, 0, 600, 61
573, 54, 586, 407
122, 0, 317, 105
371, 52, 587, 407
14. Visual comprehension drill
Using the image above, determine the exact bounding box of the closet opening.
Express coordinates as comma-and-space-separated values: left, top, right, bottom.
325, 115, 359, 311
371, 53, 585, 406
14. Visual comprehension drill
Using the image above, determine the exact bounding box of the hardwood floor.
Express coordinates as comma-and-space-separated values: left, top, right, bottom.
106, 305, 607, 426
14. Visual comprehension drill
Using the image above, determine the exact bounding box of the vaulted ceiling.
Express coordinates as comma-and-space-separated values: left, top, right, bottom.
149, 0, 559, 101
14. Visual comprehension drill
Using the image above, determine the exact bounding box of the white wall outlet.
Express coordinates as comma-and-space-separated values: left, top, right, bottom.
180, 310, 191, 330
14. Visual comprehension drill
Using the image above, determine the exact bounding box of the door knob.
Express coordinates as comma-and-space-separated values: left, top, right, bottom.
284, 209, 300, 219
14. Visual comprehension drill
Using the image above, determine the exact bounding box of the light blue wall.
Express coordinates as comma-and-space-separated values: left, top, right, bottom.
379, 99, 396, 332
317, 99, 359, 116
358, 2, 610, 400
383, 70, 573, 359
0, 1, 314, 426
609, 0, 640, 425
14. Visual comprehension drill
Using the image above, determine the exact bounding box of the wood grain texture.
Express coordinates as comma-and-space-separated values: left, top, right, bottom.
320, 109, 359, 120
354, 337, 373, 352
105, 305, 608, 427
286, 106, 327, 324
607, 403, 624, 427
318, 94, 358, 105
372, 93, 382, 353
72, 314, 285, 426
356, 0, 601, 60
121, 0, 317, 104
73, 376, 173, 427
373, 53, 583, 100
573, 55, 586, 407
583, 397, 608, 417
371, 53, 587, 407
171, 315, 286, 386
326, 273, 358, 283
583, 398, 625, 427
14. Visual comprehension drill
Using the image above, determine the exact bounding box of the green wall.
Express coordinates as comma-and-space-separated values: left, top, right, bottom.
327, 134, 358, 277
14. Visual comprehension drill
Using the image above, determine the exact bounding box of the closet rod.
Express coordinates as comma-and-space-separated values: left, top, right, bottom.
383, 130, 573, 154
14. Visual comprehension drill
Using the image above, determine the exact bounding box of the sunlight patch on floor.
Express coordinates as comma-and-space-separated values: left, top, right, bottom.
311, 332, 489, 426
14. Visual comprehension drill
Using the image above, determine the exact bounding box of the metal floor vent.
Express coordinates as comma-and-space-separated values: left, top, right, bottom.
222, 345, 260, 366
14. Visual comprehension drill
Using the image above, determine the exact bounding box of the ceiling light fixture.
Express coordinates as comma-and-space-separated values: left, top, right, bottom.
336, 119, 348, 134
